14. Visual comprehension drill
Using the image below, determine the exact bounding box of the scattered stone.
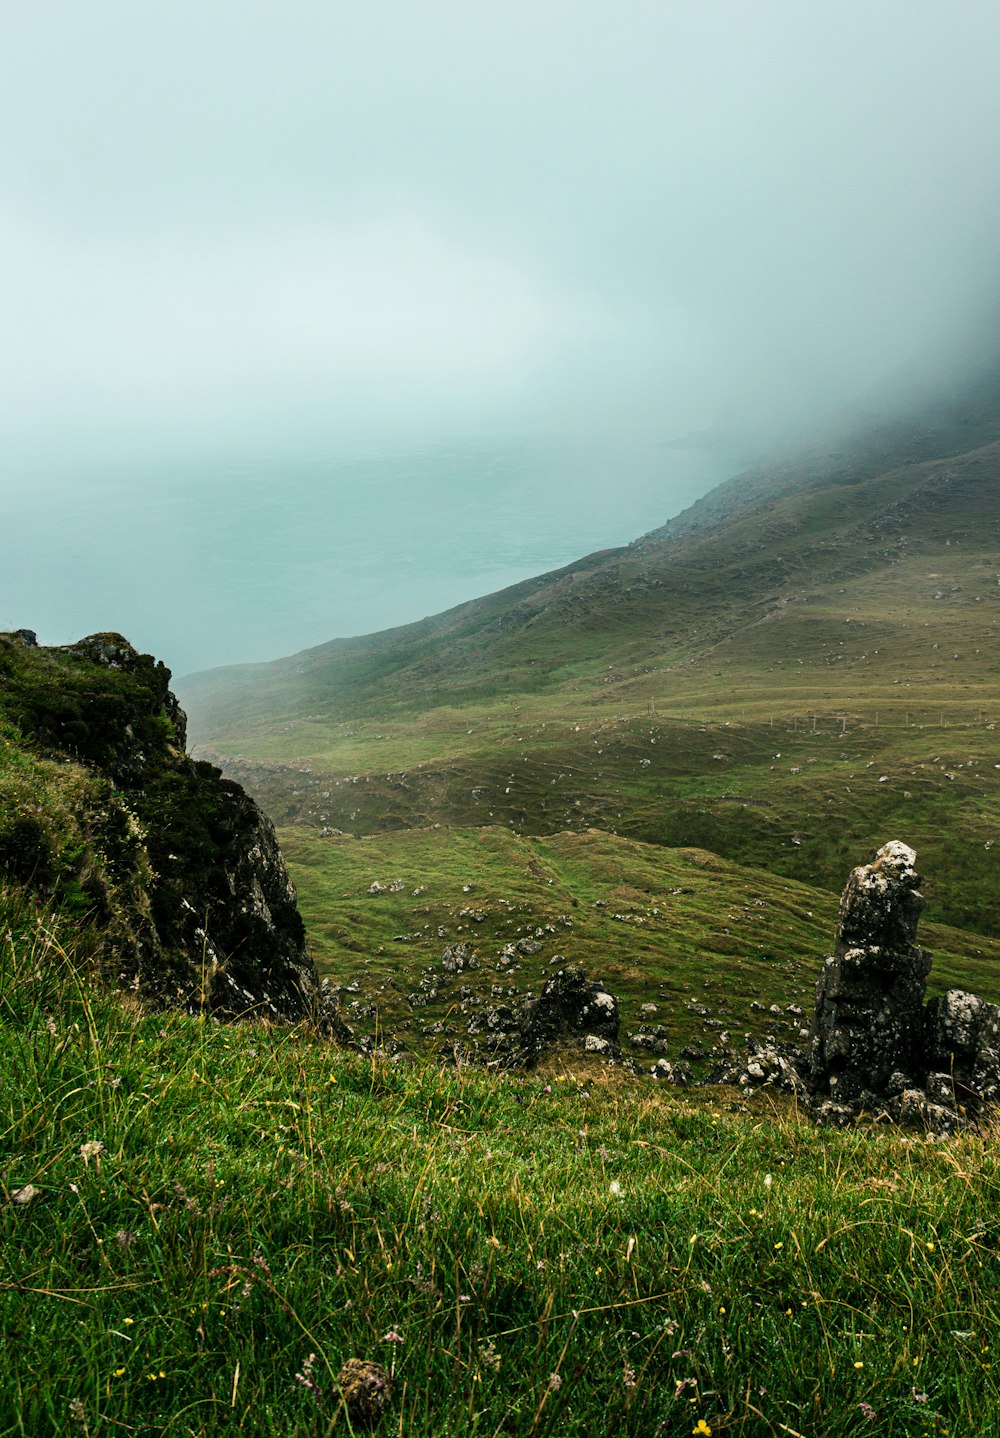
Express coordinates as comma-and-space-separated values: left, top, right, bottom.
627, 1028, 670, 1056
651, 1058, 692, 1085
440, 943, 475, 974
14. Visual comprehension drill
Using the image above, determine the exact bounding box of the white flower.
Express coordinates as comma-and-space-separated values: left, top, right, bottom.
609, 1180, 622, 1197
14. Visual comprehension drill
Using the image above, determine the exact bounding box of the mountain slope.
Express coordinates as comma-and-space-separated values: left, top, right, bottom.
176, 394, 1000, 964
181, 433, 1000, 736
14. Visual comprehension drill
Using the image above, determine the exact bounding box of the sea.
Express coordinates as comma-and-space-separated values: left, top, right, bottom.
3, 433, 742, 676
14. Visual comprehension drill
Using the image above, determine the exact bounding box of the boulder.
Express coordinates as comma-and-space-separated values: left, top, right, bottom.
923, 989, 1000, 1112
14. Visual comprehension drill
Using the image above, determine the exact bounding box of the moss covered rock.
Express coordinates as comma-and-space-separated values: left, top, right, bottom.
0, 630, 314, 1018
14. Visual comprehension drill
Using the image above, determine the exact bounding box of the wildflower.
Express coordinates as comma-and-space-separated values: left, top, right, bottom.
854, 1361, 864, 1369
609, 1180, 622, 1196
693, 1421, 712, 1436
774, 1242, 783, 1249
295, 1353, 320, 1395
859, 1402, 874, 1419
328, 1073, 337, 1084
912, 1390, 929, 1402
113, 1368, 126, 1378
382, 1327, 404, 1344
764, 1173, 772, 1189
548, 1373, 562, 1392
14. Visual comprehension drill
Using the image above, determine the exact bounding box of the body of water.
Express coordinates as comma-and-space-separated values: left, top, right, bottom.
3, 434, 742, 675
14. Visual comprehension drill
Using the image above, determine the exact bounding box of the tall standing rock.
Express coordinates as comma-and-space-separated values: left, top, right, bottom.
807, 841, 931, 1106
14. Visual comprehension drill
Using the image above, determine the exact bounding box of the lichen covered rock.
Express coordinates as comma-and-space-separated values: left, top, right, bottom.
807, 841, 931, 1104
803, 841, 1000, 1130
337, 1359, 393, 1428
923, 988, 1000, 1112
518, 963, 621, 1064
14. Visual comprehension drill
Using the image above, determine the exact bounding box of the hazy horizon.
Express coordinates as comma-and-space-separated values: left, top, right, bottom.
3, 433, 746, 674
4, 2, 1000, 670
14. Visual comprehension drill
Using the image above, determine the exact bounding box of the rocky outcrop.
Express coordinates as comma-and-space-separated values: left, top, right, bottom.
518, 964, 622, 1065
807, 840, 931, 1107
0, 631, 315, 1020
803, 841, 1000, 1129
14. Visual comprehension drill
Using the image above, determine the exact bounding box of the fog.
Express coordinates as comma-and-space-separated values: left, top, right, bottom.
3, 2, 1000, 670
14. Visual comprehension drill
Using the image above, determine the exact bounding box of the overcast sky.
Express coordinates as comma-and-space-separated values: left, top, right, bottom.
4, 3, 1000, 672
4, 0, 1000, 482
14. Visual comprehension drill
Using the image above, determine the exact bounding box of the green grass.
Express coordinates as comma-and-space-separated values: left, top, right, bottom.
277, 824, 1000, 1064
3, 891, 1000, 1437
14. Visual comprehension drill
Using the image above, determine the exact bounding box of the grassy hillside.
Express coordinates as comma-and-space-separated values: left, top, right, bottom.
180, 434, 1000, 727
277, 824, 1000, 1066
179, 436, 1000, 979
4, 889, 999, 1438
